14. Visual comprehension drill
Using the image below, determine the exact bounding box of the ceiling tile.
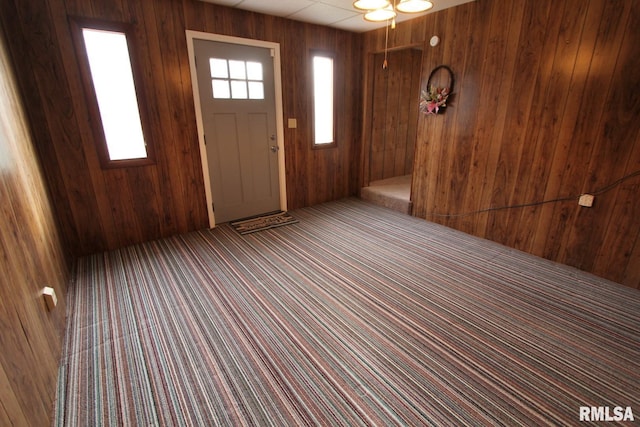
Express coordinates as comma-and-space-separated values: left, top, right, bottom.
330, 14, 374, 32
289, 3, 360, 26
316, 0, 357, 10
235, 0, 316, 17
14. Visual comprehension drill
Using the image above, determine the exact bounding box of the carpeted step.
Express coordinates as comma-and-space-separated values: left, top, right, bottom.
360, 175, 412, 214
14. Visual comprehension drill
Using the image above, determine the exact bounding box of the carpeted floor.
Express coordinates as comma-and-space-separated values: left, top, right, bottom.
55, 198, 640, 426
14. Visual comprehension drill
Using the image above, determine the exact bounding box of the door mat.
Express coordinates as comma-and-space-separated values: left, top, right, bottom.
230, 211, 298, 235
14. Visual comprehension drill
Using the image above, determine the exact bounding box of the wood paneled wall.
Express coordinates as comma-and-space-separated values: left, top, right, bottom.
363, 0, 640, 288
0, 0, 362, 256
0, 28, 69, 426
366, 49, 422, 183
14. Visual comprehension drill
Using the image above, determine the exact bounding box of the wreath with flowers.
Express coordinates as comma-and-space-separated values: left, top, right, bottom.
420, 65, 454, 115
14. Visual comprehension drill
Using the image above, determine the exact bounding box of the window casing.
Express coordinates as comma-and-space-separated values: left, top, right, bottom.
311, 52, 335, 148
70, 17, 154, 168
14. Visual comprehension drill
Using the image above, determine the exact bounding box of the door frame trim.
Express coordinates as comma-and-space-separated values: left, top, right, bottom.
186, 30, 287, 228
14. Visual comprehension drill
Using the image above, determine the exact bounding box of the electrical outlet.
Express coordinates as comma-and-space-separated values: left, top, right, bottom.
578, 194, 594, 207
43, 286, 57, 311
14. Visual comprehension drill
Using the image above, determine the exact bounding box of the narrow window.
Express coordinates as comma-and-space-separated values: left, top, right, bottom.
71, 18, 153, 167
312, 53, 335, 147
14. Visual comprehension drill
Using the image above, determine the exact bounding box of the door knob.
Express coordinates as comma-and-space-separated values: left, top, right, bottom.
270, 145, 279, 152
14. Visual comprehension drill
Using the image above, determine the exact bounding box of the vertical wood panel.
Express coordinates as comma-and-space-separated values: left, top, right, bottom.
364, 0, 640, 288
530, 0, 606, 258
562, 1, 635, 271
483, 0, 551, 246
0, 24, 70, 426
591, 3, 640, 279
500, 0, 565, 250
367, 49, 421, 182
454, 0, 517, 236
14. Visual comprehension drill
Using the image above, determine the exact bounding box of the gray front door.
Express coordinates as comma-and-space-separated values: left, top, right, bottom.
194, 39, 280, 223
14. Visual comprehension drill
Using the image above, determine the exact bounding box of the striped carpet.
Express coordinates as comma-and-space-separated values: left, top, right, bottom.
55, 198, 640, 426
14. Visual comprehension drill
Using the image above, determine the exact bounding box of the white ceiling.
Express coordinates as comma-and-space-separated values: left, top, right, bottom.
198, 0, 475, 33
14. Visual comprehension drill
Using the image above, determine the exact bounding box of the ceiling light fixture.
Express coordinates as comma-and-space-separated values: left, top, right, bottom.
355, 0, 434, 23
364, 5, 396, 22
353, 0, 390, 10
396, 0, 433, 13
